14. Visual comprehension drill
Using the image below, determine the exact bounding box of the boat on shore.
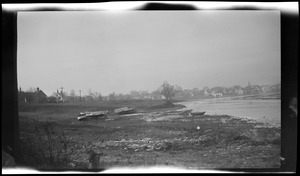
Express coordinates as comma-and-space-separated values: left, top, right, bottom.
114, 107, 136, 115
190, 111, 206, 116
77, 111, 108, 120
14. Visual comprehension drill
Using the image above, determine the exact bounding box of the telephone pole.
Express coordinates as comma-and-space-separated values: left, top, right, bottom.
60, 86, 64, 102
79, 90, 82, 102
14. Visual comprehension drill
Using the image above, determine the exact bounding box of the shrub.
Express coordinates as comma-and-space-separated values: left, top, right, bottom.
20, 121, 71, 169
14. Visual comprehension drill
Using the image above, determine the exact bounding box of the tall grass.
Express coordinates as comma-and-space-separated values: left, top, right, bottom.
20, 121, 71, 169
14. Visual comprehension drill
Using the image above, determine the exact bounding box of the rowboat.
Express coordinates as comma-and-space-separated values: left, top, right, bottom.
179, 109, 193, 115
77, 111, 108, 120
190, 111, 206, 116
114, 107, 136, 115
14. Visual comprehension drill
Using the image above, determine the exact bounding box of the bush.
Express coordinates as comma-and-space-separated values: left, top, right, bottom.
20, 121, 71, 169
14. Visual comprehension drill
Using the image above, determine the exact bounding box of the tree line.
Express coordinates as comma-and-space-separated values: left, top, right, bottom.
51, 82, 281, 103
20, 82, 281, 103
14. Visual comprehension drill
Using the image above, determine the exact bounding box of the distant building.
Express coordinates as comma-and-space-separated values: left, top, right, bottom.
204, 90, 210, 96
18, 87, 47, 103
52, 89, 64, 102
215, 93, 223, 97
210, 91, 216, 97
261, 85, 271, 93
235, 88, 244, 95
35, 88, 48, 103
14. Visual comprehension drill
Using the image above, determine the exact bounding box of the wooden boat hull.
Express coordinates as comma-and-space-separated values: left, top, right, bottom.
190, 111, 206, 116
114, 107, 136, 115
180, 109, 193, 115
77, 111, 108, 120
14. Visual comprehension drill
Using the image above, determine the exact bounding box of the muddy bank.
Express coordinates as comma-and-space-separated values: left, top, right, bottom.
18, 102, 280, 171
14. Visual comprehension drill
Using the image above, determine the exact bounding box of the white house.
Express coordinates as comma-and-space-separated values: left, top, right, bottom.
204, 90, 210, 96
215, 93, 223, 97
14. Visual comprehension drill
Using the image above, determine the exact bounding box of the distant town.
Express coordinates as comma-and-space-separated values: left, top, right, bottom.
18, 82, 281, 104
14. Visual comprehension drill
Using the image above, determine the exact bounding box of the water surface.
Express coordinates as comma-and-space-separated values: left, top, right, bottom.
178, 97, 281, 127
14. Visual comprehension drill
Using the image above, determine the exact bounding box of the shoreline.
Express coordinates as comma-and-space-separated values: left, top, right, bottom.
175, 97, 280, 129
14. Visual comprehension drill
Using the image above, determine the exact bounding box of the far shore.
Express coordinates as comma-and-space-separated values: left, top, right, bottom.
173, 91, 281, 103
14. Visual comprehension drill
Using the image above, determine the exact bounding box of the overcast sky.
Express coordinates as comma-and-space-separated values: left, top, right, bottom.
17, 11, 280, 96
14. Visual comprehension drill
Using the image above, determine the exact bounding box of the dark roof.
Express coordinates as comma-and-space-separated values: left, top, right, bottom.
36, 90, 47, 98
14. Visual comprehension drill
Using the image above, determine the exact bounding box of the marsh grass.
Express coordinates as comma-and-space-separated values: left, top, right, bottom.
20, 121, 71, 169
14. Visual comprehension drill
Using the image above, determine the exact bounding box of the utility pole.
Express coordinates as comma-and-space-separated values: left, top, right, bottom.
60, 86, 64, 102
79, 90, 81, 102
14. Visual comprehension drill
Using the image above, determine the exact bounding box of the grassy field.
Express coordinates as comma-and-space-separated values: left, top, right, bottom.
18, 99, 281, 171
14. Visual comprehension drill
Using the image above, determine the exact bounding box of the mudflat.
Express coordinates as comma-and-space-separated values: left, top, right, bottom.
18, 100, 280, 170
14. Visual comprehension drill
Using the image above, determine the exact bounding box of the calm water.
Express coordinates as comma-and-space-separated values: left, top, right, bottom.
178, 97, 281, 127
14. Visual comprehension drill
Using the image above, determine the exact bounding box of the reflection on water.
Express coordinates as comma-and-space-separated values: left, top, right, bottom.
178, 97, 281, 127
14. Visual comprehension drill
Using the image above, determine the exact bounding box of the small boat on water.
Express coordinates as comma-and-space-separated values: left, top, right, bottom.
190, 111, 206, 116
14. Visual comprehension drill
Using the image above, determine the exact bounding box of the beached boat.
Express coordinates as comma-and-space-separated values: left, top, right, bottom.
190, 111, 206, 116
77, 110, 108, 120
179, 109, 193, 115
114, 107, 136, 115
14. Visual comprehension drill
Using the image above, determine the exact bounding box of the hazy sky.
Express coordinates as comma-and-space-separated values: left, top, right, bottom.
17, 11, 280, 96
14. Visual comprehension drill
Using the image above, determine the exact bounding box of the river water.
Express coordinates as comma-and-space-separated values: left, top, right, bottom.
178, 97, 281, 127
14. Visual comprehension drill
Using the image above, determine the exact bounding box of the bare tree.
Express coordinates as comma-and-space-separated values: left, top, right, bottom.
88, 89, 102, 101
139, 90, 150, 99
174, 84, 184, 99
69, 89, 76, 102
94, 91, 102, 101
27, 87, 37, 92
62, 91, 69, 97
150, 90, 161, 100
108, 92, 116, 101
159, 81, 177, 103
130, 90, 140, 99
